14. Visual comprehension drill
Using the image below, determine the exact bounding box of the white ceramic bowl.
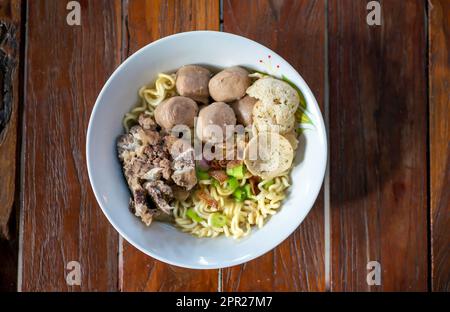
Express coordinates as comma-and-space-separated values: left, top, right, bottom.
87, 31, 327, 269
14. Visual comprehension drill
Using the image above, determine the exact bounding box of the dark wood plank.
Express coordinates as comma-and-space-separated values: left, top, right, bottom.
21, 0, 122, 291
222, 0, 326, 291
429, 0, 450, 292
119, 0, 220, 291
0, 0, 22, 292
329, 0, 428, 291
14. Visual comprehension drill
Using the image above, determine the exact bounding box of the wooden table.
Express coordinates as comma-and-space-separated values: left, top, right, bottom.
0, 0, 448, 292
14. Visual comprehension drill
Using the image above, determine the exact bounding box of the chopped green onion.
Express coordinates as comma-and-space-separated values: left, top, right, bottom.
263, 180, 275, 189
196, 169, 210, 180
226, 177, 239, 192
186, 208, 203, 223
210, 213, 227, 228
226, 164, 245, 179
233, 187, 247, 202
212, 178, 219, 187
243, 184, 253, 198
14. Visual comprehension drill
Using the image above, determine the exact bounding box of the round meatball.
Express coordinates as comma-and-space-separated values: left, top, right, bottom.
208, 66, 251, 102
176, 65, 211, 104
154, 96, 198, 129
196, 102, 236, 143
231, 95, 257, 126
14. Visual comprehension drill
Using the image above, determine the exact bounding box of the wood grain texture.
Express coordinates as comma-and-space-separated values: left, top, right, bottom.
328, 0, 428, 291
222, 0, 326, 291
21, 0, 121, 291
119, 0, 219, 291
0, 0, 22, 291
0, 0, 21, 240
429, 0, 450, 292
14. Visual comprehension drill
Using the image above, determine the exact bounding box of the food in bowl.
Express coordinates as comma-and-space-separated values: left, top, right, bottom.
117, 64, 310, 239
87, 31, 327, 268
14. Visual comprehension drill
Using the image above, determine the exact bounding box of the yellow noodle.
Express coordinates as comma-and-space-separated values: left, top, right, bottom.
123, 73, 176, 131
174, 172, 290, 239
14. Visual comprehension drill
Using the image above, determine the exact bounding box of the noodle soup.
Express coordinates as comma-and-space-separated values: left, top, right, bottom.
117, 65, 309, 239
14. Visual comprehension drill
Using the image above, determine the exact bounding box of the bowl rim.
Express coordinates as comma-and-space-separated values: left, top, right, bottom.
86, 30, 328, 269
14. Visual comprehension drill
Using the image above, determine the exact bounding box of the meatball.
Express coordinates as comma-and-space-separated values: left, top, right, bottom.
208, 66, 251, 102
231, 95, 257, 126
196, 102, 236, 143
176, 65, 211, 104
154, 96, 198, 130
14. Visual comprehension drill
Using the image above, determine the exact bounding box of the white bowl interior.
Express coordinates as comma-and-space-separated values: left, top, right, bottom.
87, 31, 327, 269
